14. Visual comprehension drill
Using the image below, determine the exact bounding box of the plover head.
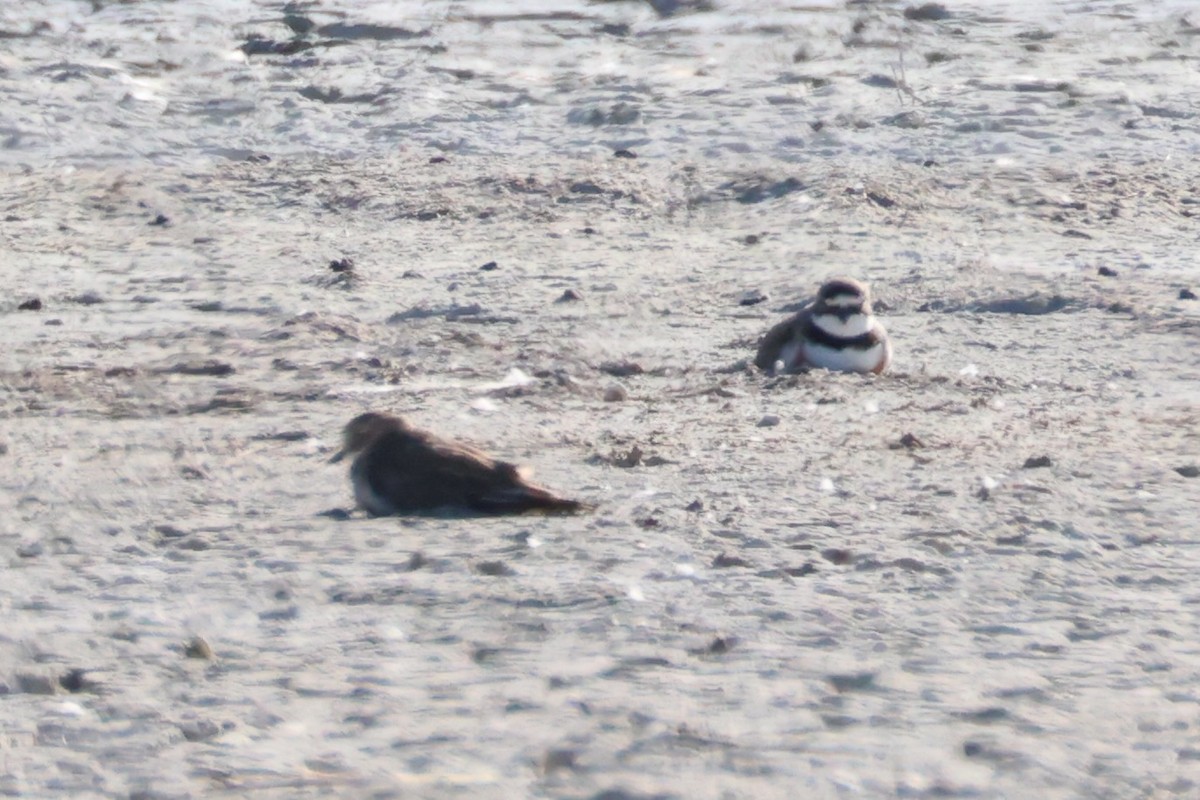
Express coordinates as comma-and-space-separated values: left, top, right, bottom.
815, 278, 871, 316
811, 278, 876, 338
330, 412, 408, 463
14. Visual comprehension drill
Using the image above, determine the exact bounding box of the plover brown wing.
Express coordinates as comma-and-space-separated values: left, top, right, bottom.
331, 412, 588, 516
753, 306, 812, 372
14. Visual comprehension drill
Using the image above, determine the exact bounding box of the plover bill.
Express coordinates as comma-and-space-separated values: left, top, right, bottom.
753, 277, 891, 375
329, 412, 589, 516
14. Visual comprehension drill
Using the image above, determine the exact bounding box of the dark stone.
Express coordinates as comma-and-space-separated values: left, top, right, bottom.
905, 3, 952, 21
179, 719, 221, 742
165, 361, 235, 377
59, 669, 88, 692
599, 360, 643, 377
866, 191, 896, 208
184, 636, 214, 659
862, 74, 899, 89
711, 552, 751, 569
828, 672, 876, 692
739, 289, 769, 306
821, 548, 854, 565
475, 560, 515, 577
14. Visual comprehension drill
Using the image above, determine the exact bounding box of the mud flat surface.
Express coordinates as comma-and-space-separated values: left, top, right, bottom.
2, 1, 1199, 798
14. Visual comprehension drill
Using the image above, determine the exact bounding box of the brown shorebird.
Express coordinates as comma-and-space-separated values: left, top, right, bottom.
329, 412, 588, 516
753, 277, 891, 375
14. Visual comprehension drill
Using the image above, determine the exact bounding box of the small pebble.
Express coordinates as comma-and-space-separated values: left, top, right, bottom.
148, 213, 170, 227
556, 288, 583, 302
828, 672, 877, 693
821, 548, 854, 565
739, 289, 769, 306
541, 749, 579, 774
1180, 288, 1197, 300
17, 540, 43, 558
16, 673, 57, 695
613, 148, 637, 159
72, 291, 104, 305
603, 384, 628, 402
17, 297, 42, 311
1175, 465, 1199, 478
59, 669, 89, 693
179, 719, 221, 742
1097, 266, 1118, 277
1023, 455, 1054, 469
712, 552, 751, 568
904, 2, 951, 20
757, 414, 781, 427
599, 360, 643, 377
329, 257, 354, 273
692, 635, 737, 656
479, 260, 499, 271
184, 636, 214, 660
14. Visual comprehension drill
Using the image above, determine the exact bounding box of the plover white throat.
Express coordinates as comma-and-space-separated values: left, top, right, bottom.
329, 412, 589, 516
754, 277, 891, 375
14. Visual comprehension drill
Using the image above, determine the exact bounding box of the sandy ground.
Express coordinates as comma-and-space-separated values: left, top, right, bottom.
2, 1, 1200, 798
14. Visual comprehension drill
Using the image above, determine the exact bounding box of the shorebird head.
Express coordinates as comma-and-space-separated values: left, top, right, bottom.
812, 278, 875, 337
329, 412, 407, 463
815, 278, 871, 315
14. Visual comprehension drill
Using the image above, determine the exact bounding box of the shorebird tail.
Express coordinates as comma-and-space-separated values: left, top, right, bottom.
475, 486, 592, 515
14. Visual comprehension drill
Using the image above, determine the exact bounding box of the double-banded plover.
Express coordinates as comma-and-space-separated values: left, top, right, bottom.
754, 277, 891, 375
